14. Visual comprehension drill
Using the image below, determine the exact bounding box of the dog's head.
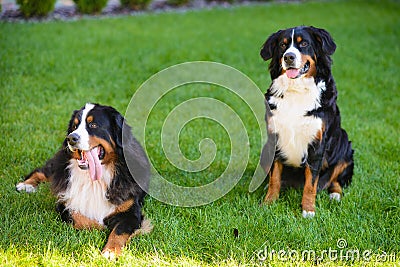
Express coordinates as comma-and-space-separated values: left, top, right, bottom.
63, 103, 127, 180
260, 26, 336, 80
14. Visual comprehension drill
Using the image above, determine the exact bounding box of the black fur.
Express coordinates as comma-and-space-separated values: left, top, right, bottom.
45, 104, 149, 208
18, 103, 151, 255
260, 26, 354, 214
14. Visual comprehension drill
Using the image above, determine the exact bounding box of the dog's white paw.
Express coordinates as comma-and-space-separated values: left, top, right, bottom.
102, 250, 117, 260
329, 192, 341, 202
302, 210, 315, 218
16, 183, 37, 193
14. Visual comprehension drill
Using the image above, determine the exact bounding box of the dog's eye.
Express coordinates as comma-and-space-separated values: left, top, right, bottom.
300, 41, 309, 48
88, 122, 98, 129
72, 124, 77, 130
279, 42, 287, 49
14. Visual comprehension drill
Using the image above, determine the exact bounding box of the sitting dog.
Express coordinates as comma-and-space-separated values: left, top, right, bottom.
16, 103, 152, 258
260, 26, 354, 217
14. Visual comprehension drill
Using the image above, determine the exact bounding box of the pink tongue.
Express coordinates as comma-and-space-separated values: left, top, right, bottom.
85, 147, 103, 181
286, 69, 300, 79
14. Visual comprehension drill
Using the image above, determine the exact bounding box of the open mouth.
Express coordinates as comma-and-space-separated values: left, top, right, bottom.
286, 61, 310, 79
77, 145, 105, 169
76, 145, 105, 181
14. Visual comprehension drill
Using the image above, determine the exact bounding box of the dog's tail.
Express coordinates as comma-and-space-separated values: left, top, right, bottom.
131, 218, 153, 238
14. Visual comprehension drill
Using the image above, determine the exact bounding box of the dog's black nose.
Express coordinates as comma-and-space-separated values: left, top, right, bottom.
67, 133, 80, 146
284, 52, 296, 65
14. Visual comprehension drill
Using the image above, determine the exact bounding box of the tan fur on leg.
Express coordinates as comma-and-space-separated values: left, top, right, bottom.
102, 229, 130, 260
16, 172, 48, 193
328, 162, 348, 194
263, 161, 283, 204
102, 218, 153, 259
327, 161, 349, 201
302, 165, 318, 218
71, 212, 104, 230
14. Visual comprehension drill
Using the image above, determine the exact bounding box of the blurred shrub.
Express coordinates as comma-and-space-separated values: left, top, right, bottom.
120, 0, 151, 10
167, 0, 190, 6
16, 0, 56, 17
73, 0, 108, 14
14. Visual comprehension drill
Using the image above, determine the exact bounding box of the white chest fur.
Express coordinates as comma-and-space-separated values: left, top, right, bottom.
268, 76, 324, 167
59, 161, 116, 225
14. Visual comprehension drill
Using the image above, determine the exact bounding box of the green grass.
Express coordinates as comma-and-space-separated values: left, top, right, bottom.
1, 0, 399, 266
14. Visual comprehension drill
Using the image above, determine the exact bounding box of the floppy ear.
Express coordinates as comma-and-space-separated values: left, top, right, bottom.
112, 111, 126, 149
260, 30, 283, 61
66, 110, 79, 133
63, 109, 80, 149
110, 109, 135, 153
309, 26, 336, 55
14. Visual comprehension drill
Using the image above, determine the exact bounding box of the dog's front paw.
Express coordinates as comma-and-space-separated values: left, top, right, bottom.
302, 210, 315, 218
16, 182, 37, 193
101, 248, 119, 260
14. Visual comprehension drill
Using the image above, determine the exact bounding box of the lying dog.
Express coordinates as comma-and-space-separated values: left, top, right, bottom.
16, 103, 152, 258
260, 26, 354, 217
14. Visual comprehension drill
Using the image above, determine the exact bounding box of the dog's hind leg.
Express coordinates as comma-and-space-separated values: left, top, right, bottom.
328, 160, 354, 201
102, 199, 152, 259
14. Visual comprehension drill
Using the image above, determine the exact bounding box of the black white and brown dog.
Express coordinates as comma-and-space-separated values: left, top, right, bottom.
260, 26, 354, 218
16, 103, 152, 258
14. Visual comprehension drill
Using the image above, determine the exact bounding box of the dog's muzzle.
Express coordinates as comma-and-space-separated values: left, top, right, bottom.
67, 132, 80, 147
284, 52, 296, 67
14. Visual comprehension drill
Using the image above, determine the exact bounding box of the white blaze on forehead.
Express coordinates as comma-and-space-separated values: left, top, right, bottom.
291, 29, 295, 47
283, 29, 302, 70
70, 103, 95, 151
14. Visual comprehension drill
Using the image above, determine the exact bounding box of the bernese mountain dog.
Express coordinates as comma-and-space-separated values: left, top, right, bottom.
16, 103, 152, 258
260, 26, 354, 218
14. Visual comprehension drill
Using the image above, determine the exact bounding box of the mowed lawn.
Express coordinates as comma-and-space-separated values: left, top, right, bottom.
0, 0, 399, 266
